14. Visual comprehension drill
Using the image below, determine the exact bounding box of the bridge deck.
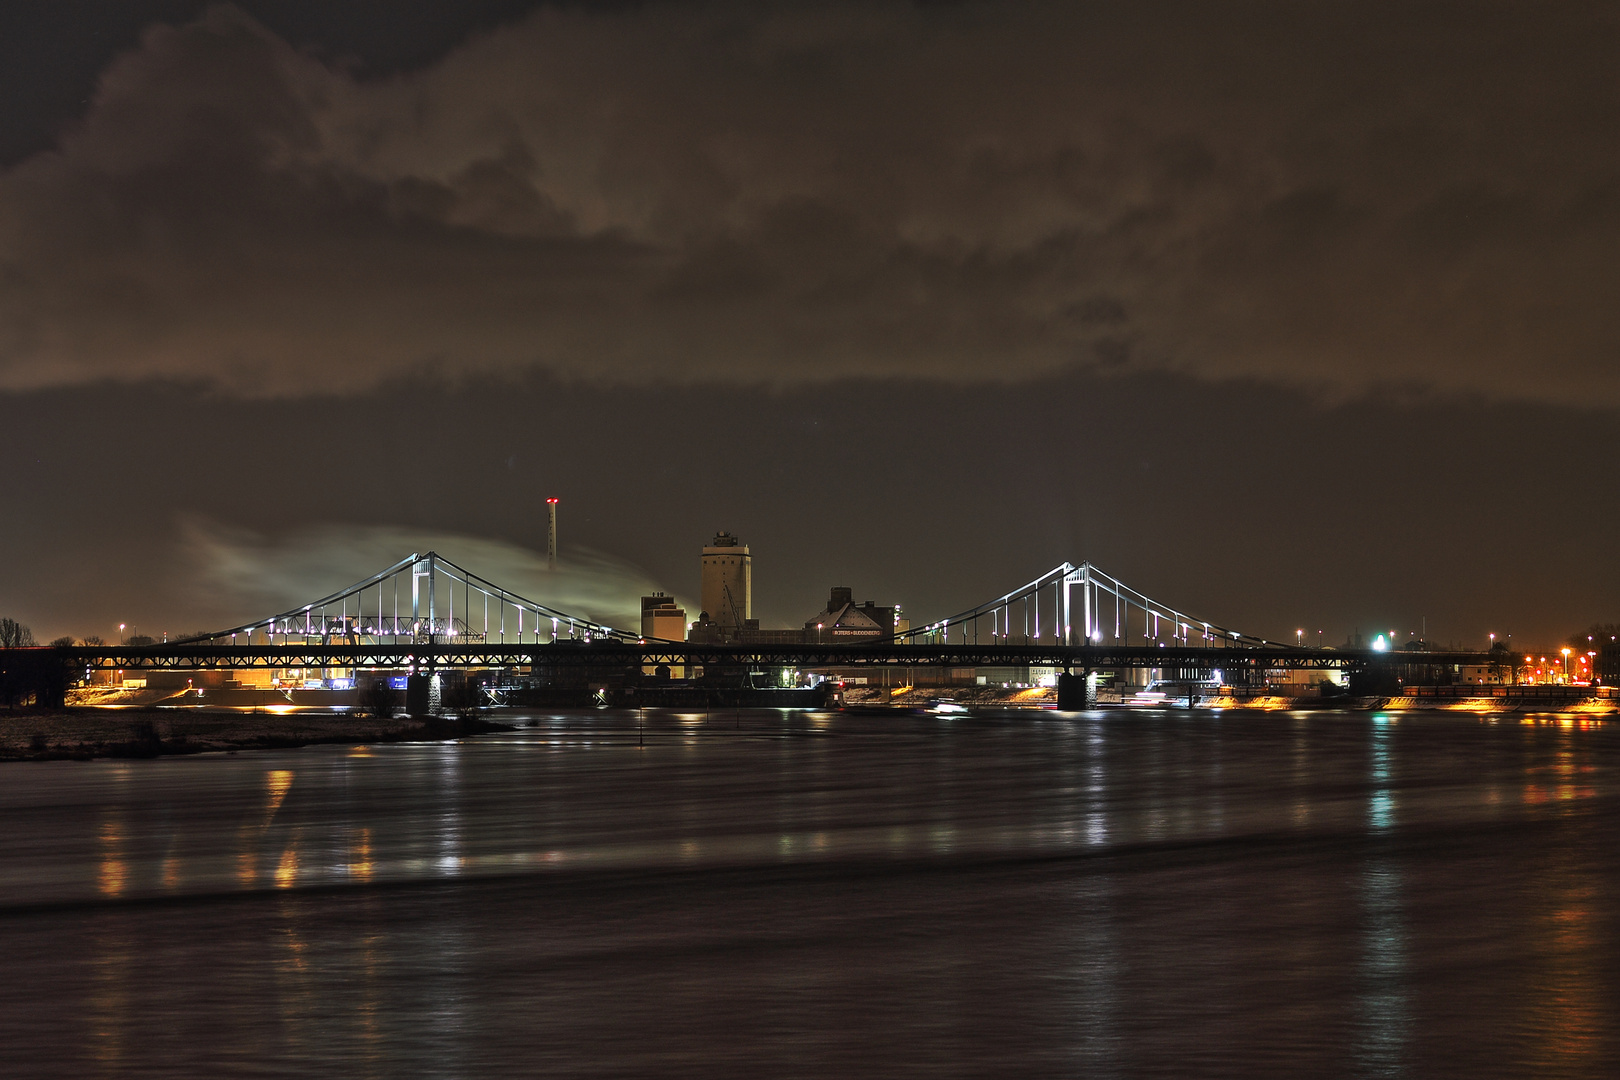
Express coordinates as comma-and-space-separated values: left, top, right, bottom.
32, 643, 1494, 671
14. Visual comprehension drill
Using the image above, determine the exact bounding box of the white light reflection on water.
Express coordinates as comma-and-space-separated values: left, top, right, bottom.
86, 914, 135, 1077
1085, 724, 1108, 848
1357, 716, 1409, 1076
1204, 712, 1227, 836
1291, 713, 1314, 828
434, 741, 464, 877
1064, 875, 1122, 1072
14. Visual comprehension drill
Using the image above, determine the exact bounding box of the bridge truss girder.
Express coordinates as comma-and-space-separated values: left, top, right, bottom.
50, 642, 1490, 673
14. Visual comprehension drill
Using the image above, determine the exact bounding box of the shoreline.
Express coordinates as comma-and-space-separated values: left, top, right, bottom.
5, 694, 1613, 762
0, 707, 514, 763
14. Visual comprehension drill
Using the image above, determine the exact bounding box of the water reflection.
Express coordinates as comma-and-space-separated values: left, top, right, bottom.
1526, 870, 1602, 1070
1064, 875, 1122, 1074
86, 915, 134, 1077
161, 850, 182, 892
97, 817, 126, 898
349, 826, 375, 882
3, 710, 1618, 1078
236, 825, 259, 888
265, 769, 294, 824
273, 900, 315, 1064
1522, 723, 1603, 1073
89, 796, 135, 1075
275, 842, 300, 889
434, 743, 463, 878
1084, 725, 1108, 848
1358, 717, 1409, 1076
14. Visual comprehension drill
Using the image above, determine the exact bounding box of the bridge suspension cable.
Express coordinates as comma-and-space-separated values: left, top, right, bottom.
172, 551, 630, 647
896, 562, 1275, 649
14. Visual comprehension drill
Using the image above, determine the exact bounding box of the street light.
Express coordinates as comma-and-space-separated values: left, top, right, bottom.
118, 623, 125, 645
1562, 647, 1572, 681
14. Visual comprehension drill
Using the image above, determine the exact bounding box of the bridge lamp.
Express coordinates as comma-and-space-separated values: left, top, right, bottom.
1372, 635, 1388, 652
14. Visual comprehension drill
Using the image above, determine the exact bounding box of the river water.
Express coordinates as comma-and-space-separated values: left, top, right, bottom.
1, 708, 1617, 1078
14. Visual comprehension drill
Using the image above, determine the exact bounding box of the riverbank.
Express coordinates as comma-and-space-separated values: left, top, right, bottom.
0, 708, 514, 762
859, 685, 1620, 713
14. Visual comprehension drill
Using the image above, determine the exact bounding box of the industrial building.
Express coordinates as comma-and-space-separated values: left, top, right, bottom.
641, 592, 687, 677
700, 533, 751, 634
641, 593, 687, 641
688, 533, 903, 651
805, 587, 896, 642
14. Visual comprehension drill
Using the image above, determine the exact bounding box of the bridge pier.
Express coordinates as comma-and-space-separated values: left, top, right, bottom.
406, 673, 431, 717
1056, 671, 1095, 711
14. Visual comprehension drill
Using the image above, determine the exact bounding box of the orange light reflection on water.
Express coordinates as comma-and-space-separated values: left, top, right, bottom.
349, 827, 374, 882
97, 820, 126, 898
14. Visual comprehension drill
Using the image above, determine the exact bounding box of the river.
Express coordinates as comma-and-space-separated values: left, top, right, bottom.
1, 708, 1616, 1077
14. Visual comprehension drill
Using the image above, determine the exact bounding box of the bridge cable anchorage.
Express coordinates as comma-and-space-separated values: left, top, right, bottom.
891, 562, 1271, 651
168, 551, 634, 650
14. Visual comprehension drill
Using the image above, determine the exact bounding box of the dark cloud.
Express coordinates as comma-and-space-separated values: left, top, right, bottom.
1, 1, 1617, 402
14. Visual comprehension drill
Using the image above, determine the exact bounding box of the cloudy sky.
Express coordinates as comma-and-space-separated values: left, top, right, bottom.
3, 0, 1617, 646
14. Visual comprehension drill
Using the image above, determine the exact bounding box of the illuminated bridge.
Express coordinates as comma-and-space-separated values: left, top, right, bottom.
9, 551, 1496, 705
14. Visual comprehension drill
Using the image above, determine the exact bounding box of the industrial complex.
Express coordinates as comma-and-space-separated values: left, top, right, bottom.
667, 532, 906, 647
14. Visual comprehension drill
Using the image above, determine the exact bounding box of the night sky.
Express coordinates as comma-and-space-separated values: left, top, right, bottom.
2, 1, 1616, 647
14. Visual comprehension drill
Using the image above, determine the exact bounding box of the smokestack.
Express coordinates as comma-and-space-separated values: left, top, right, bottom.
546, 498, 559, 570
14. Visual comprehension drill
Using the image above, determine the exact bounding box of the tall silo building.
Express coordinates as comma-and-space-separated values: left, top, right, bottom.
701, 532, 751, 633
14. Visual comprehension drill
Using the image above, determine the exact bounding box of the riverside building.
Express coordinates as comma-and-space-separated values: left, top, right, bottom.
700, 533, 752, 635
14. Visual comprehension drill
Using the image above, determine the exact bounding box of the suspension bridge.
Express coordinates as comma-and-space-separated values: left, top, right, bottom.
9, 550, 1492, 699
